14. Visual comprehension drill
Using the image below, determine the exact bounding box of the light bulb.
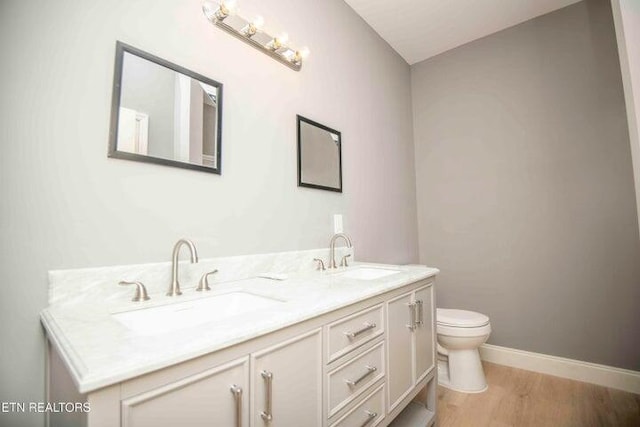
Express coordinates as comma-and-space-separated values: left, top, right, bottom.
202, 0, 218, 21
253, 16, 264, 30
242, 15, 264, 37
267, 33, 288, 51
222, 0, 238, 14
293, 47, 310, 65
212, 0, 237, 21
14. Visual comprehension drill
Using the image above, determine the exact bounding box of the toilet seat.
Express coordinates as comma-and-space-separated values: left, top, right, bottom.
437, 308, 489, 327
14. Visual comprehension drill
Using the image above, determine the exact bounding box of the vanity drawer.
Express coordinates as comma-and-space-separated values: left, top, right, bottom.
327, 341, 385, 417
330, 383, 385, 427
327, 304, 383, 362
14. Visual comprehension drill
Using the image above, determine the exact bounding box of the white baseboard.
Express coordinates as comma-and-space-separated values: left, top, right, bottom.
479, 344, 640, 394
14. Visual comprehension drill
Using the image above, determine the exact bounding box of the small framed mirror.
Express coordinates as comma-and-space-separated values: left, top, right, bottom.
109, 41, 223, 174
297, 115, 342, 192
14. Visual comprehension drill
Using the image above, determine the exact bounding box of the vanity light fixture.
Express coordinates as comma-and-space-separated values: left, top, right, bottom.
202, 1, 309, 71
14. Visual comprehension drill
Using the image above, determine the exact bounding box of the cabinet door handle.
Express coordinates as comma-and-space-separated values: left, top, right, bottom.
345, 365, 377, 387
260, 370, 273, 422
359, 410, 378, 427
416, 300, 424, 326
406, 302, 416, 330
230, 385, 243, 427
344, 322, 376, 339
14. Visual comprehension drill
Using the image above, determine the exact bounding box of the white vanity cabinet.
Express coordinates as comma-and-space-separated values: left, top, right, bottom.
121, 357, 249, 427
386, 284, 435, 412
46, 274, 437, 427
414, 285, 435, 384
251, 329, 323, 426
118, 329, 322, 427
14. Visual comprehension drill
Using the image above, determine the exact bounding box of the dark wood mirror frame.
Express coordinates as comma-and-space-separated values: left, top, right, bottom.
297, 115, 343, 193
108, 41, 223, 174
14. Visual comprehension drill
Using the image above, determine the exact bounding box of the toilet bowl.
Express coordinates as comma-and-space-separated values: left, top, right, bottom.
437, 308, 491, 393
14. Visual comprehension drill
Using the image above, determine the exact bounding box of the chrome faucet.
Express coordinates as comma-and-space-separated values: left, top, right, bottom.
167, 239, 199, 296
328, 232, 352, 269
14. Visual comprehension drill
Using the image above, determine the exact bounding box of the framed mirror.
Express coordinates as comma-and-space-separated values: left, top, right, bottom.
297, 115, 342, 192
109, 41, 223, 174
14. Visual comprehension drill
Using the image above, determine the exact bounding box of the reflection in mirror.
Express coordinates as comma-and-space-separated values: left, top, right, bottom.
297, 115, 342, 192
109, 42, 223, 174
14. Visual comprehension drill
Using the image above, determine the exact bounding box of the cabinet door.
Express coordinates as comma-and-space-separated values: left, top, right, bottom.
121, 356, 249, 427
386, 291, 414, 412
414, 285, 434, 383
251, 329, 322, 427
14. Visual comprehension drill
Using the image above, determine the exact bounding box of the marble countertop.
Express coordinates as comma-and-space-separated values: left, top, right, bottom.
41, 262, 439, 393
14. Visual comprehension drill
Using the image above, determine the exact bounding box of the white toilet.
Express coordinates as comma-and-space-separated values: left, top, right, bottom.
436, 308, 491, 393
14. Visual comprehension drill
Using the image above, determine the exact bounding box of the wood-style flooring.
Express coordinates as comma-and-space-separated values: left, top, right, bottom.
437, 362, 640, 427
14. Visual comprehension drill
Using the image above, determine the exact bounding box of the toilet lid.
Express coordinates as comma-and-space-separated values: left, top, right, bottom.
437, 308, 489, 327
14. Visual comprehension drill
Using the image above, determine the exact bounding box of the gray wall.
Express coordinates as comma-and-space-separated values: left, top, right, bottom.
0, 0, 418, 425
412, 0, 640, 370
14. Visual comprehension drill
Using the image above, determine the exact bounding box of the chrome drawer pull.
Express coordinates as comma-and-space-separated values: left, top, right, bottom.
359, 410, 378, 427
345, 365, 377, 387
260, 371, 273, 422
344, 322, 376, 339
416, 300, 424, 326
406, 302, 416, 330
230, 385, 242, 427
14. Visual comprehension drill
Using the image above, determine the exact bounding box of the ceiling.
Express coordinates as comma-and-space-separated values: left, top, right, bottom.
343, 0, 583, 65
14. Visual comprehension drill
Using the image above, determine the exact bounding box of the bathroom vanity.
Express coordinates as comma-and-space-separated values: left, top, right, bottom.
41, 249, 438, 427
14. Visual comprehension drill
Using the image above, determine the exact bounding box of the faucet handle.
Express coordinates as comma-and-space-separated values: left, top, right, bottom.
340, 254, 352, 268
196, 269, 218, 291
119, 281, 150, 302
313, 258, 326, 271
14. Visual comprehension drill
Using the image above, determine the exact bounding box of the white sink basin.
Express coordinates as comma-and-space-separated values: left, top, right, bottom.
113, 292, 283, 336
333, 267, 401, 280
